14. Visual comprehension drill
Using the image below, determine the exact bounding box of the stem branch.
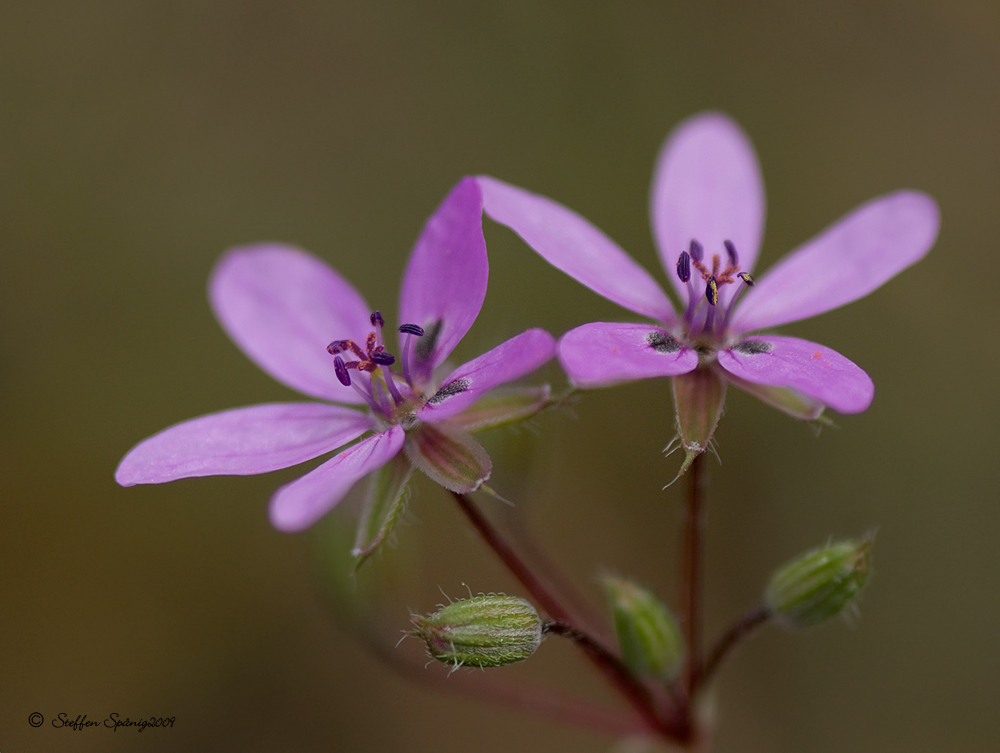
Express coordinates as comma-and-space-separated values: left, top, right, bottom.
451, 491, 684, 740
697, 605, 771, 692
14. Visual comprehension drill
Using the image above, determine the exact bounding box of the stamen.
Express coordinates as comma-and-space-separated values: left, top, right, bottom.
724, 240, 738, 267
689, 239, 704, 262
372, 377, 394, 415
381, 368, 405, 405
705, 277, 719, 306
398, 324, 424, 385
370, 310, 384, 328
676, 251, 691, 283
371, 349, 395, 366
721, 272, 756, 332
333, 356, 351, 387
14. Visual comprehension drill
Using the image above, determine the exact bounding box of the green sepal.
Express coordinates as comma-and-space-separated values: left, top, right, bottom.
403, 423, 491, 493
722, 371, 828, 421
352, 453, 414, 572
765, 535, 874, 628
451, 385, 553, 433
672, 367, 727, 475
601, 575, 684, 682
410, 593, 542, 670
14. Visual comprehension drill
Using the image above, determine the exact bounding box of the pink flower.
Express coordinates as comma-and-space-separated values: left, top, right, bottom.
116, 178, 556, 533
477, 113, 939, 424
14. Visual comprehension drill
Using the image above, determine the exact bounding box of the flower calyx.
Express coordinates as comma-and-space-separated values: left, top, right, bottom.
409, 593, 543, 671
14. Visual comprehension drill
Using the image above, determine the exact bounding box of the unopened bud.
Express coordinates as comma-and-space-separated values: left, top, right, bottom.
765, 535, 873, 628
601, 575, 684, 681
410, 594, 542, 669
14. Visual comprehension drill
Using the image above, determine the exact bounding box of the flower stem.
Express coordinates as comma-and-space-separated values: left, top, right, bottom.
451, 491, 684, 740
697, 605, 771, 692
681, 451, 707, 698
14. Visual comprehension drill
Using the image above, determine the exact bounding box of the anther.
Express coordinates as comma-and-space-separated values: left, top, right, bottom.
676, 251, 691, 283
689, 239, 704, 262
705, 277, 719, 306
399, 323, 425, 337
724, 240, 738, 267
371, 349, 395, 366
738, 271, 755, 286
327, 340, 346, 355
333, 356, 351, 386
370, 310, 384, 328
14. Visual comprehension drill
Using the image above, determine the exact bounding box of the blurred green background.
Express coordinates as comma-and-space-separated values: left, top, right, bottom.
2, 1, 997, 751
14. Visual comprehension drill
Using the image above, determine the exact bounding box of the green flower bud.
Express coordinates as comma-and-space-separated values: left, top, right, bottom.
410, 594, 542, 670
765, 535, 873, 628
601, 575, 684, 681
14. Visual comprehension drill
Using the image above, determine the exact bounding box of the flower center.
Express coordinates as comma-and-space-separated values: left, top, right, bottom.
326, 310, 426, 419
675, 239, 754, 343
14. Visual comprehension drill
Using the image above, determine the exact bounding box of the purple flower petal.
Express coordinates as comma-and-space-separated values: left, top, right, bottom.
650, 113, 766, 305
210, 244, 372, 402
416, 328, 557, 423
557, 322, 698, 388
477, 176, 677, 323
732, 191, 939, 332
398, 178, 489, 385
269, 424, 406, 532
115, 403, 373, 485
717, 336, 874, 413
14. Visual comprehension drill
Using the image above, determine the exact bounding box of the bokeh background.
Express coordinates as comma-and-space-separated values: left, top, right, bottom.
2, 2, 997, 751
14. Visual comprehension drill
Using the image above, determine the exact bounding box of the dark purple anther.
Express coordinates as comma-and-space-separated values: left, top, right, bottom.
371, 349, 395, 366
689, 239, 704, 262
739, 271, 755, 286
399, 323, 425, 337
327, 340, 346, 355
724, 240, 738, 266
676, 251, 691, 283
705, 276, 719, 306
333, 356, 351, 386
370, 310, 384, 328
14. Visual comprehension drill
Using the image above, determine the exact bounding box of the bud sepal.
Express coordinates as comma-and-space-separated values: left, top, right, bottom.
765, 535, 873, 628
601, 575, 685, 682
409, 593, 543, 670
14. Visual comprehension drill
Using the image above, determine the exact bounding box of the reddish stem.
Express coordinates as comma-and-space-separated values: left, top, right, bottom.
680, 452, 707, 699
451, 491, 686, 740
697, 605, 771, 692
